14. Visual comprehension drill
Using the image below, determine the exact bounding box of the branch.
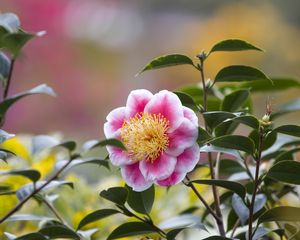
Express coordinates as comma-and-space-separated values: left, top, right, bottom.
0, 157, 74, 225
3, 58, 15, 100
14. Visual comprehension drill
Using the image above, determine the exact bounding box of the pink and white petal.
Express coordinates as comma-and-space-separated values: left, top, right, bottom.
175, 144, 200, 173
107, 146, 135, 166
165, 118, 198, 156
104, 107, 126, 138
121, 163, 153, 192
156, 171, 186, 186
183, 106, 198, 126
126, 89, 153, 118
144, 90, 184, 132
139, 153, 177, 181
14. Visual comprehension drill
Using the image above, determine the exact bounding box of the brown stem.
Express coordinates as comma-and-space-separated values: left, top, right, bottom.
198, 59, 225, 236
42, 198, 68, 226
248, 130, 264, 240
184, 176, 220, 222
0, 157, 74, 225
3, 58, 15, 100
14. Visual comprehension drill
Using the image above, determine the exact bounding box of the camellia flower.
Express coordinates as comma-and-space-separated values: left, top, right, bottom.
104, 89, 200, 191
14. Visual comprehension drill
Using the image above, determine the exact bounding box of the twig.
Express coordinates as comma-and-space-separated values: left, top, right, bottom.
41, 197, 68, 226
184, 176, 220, 222
230, 219, 240, 238
3, 58, 15, 100
0, 157, 74, 225
197, 56, 225, 236
248, 129, 264, 240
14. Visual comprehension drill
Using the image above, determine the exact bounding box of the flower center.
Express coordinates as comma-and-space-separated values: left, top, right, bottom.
120, 112, 170, 162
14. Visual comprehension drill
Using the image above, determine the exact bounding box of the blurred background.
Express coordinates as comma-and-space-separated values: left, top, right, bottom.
0, 0, 299, 140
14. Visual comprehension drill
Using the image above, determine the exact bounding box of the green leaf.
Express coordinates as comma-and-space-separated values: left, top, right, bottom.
241, 77, 300, 92
56, 158, 109, 172
0, 13, 20, 33
89, 138, 126, 150
262, 130, 277, 150
232, 194, 266, 224
174, 91, 199, 112
14, 233, 48, 240
0, 84, 56, 119
16, 180, 73, 201
39, 225, 80, 239
221, 89, 250, 112
219, 159, 245, 175
192, 179, 246, 199
275, 148, 300, 162
208, 135, 255, 155
267, 160, 300, 185
252, 227, 284, 240
215, 65, 271, 83
0, 129, 15, 143
215, 115, 259, 136
100, 187, 128, 205
138, 54, 195, 74
0, 51, 10, 81
197, 127, 211, 144
126, 185, 155, 215
271, 98, 300, 119
202, 236, 232, 240
107, 222, 157, 240
209, 39, 263, 53
56, 141, 77, 152
203, 111, 241, 130
200, 145, 243, 161
258, 206, 300, 224
7, 214, 52, 222
273, 125, 300, 137
77, 209, 120, 230
0, 169, 40, 182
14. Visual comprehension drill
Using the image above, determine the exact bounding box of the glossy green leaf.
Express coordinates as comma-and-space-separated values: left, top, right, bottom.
77, 209, 120, 230
107, 222, 157, 240
0, 51, 10, 81
209, 135, 255, 155
39, 225, 80, 239
273, 125, 300, 137
7, 214, 52, 222
215, 65, 270, 83
197, 127, 211, 144
267, 160, 300, 184
0, 13, 20, 33
56, 158, 109, 172
174, 91, 199, 111
0, 129, 15, 143
215, 115, 259, 137
275, 148, 300, 162
221, 89, 250, 112
271, 98, 300, 119
192, 179, 246, 199
14, 233, 48, 240
89, 138, 126, 150
0, 169, 40, 182
56, 141, 76, 152
202, 236, 232, 240
263, 130, 277, 150
100, 187, 128, 205
203, 111, 240, 130
16, 181, 73, 201
126, 185, 155, 214
138, 54, 194, 74
241, 77, 300, 92
0, 84, 56, 119
210, 39, 263, 53
219, 159, 245, 175
200, 145, 243, 161
258, 206, 300, 224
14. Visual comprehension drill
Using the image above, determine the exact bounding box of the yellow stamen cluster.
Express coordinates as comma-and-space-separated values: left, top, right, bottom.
120, 112, 170, 162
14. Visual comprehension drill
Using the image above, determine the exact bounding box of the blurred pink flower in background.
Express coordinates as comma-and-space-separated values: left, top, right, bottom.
104, 89, 200, 191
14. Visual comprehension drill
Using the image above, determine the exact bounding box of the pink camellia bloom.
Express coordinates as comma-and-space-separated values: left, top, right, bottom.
104, 89, 200, 191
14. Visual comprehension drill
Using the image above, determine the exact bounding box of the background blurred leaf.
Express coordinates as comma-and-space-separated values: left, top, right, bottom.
271, 98, 300, 119
0, 51, 10, 81
221, 89, 250, 112
258, 206, 300, 224
174, 91, 199, 111
0, 13, 20, 33
267, 160, 300, 184
0, 169, 41, 182
273, 125, 300, 137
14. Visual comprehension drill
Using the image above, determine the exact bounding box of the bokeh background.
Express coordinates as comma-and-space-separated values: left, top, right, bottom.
0, 0, 299, 140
